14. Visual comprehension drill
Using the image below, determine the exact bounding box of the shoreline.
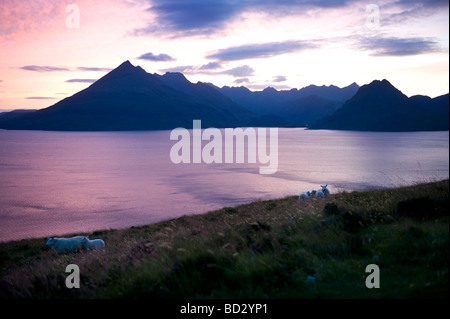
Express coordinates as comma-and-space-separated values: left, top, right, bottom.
0, 179, 448, 299
0, 178, 448, 244
0, 178, 444, 244
1, 129, 448, 244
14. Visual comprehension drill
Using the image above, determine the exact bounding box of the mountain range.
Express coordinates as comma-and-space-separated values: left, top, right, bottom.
0, 61, 283, 131
0, 61, 448, 131
219, 82, 359, 127
309, 79, 449, 131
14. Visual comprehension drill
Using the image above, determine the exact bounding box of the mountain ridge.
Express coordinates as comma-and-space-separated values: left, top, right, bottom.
219, 81, 360, 126
309, 79, 449, 131
0, 62, 448, 132
0, 61, 289, 130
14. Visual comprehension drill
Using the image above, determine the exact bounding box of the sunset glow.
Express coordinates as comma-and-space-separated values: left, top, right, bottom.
1, 0, 448, 110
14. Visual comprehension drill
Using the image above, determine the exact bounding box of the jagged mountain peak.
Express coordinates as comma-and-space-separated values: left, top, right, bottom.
262, 86, 278, 93
366, 79, 402, 92
112, 60, 146, 74
118, 60, 133, 68
162, 71, 189, 80
0, 59, 446, 132
309, 79, 449, 131
87, 60, 161, 93
350, 79, 408, 102
159, 72, 192, 88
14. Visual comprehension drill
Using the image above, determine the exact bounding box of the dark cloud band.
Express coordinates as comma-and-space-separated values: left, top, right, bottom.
20, 65, 112, 73
65, 79, 97, 83
20, 65, 70, 72
137, 52, 176, 61
133, 0, 448, 38
221, 65, 255, 77
140, 0, 356, 36
359, 36, 441, 56
206, 40, 316, 61
76, 67, 113, 72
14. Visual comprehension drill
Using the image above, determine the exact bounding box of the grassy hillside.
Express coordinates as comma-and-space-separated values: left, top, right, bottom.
0, 180, 448, 299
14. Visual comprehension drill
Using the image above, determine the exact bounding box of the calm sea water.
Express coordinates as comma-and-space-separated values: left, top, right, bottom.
0, 128, 448, 242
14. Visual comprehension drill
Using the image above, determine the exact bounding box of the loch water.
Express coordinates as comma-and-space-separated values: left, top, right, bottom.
0, 128, 448, 242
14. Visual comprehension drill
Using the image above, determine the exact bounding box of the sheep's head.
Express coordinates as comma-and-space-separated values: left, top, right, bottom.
321, 185, 328, 190
46, 237, 55, 246
81, 236, 89, 244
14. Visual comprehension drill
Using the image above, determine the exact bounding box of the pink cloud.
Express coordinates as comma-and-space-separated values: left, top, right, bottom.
0, 0, 66, 37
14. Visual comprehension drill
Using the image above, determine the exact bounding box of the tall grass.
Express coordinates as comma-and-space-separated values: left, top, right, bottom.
0, 180, 448, 299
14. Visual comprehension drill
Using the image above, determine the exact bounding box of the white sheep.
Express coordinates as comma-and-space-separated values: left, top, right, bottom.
299, 191, 311, 199
46, 236, 84, 254
315, 190, 325, 198
82, 236, 105, 250
321, 185, 330, 196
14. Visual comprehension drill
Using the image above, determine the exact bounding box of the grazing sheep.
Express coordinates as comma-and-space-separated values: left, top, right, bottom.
82, 236, 105, 250
310, 190, 317, 196
299, 191, 311, 199
321, 185, 330, 196
315, 190, 325, 198
45, 236, 84, 254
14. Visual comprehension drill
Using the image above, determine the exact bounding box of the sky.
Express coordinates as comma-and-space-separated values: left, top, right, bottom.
0, 0, 448, 110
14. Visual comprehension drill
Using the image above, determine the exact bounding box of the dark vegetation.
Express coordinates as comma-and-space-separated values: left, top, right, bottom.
0, 180, 448, 299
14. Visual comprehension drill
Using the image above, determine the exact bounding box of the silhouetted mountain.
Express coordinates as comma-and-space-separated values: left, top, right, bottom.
278, 95, 343, 126
0, 61, 288, 131
219, 82, 359, 125
155, 72, 273, 123
297, 82, 360, 102
0, 109, 37, 121
309, 79, 449, 131
1, 63, 447, 132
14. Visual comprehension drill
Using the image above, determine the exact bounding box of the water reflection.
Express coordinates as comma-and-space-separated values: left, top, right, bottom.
0, 129, 448, 241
